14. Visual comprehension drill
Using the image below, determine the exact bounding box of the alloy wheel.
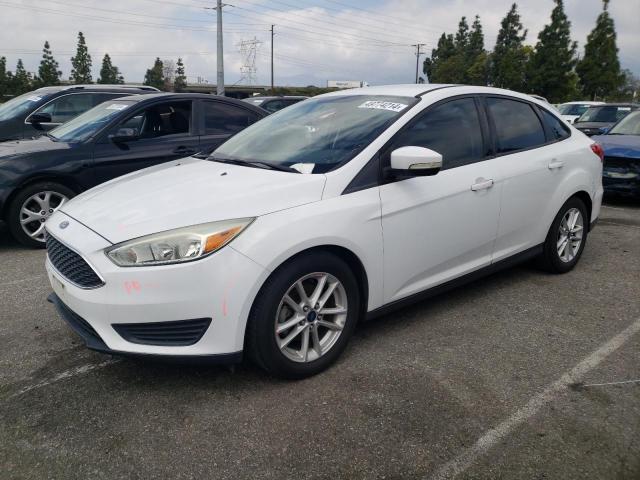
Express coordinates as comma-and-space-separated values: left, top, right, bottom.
274, 272, 348, 363
556, 207, 583, 263
19, 191, 68, 243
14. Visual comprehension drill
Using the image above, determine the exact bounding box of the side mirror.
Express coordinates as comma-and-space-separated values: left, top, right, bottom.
27, 112, 52, 124
109, 128, 139, 143
389, 146, 442, 177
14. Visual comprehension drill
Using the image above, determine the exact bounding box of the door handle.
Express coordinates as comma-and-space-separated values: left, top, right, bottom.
173, 146, 196, 155
471, 178, 494, 191
548, 159, 564, 170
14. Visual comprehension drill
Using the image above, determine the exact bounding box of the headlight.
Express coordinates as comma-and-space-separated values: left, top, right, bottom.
105, 218, 254, 267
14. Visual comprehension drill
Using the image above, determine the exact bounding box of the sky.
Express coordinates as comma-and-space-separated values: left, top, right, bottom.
0, 0, 638, 87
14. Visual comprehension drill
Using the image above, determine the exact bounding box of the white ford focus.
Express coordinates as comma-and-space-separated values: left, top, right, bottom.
45, 85, 604, 378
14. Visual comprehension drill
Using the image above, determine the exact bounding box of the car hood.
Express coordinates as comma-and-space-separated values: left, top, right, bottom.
0, 135, 71, 158
61, 157, 327, 244
574, 121, 612, 129
561, 115, 579, 123
592, 134, 640, 159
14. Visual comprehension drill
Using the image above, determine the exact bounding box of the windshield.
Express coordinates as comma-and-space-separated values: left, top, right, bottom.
608, 110, 640, 135
577, 106, 633, 123
49, 100, 135, 142
0, 92, 50, 121
212, 95, 414, 173
559, 104, 591, 116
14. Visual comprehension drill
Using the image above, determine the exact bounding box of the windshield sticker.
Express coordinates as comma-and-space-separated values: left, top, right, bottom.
106, 103, 129, 111
619, 107, 631, 111
27, 96, 43, 102
290, 163, 315, 174
358, 100, 408, 112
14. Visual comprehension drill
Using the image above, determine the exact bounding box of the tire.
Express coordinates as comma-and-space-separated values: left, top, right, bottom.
7, 182, 75, 248
247, 251, 360, 379
537, 196, 589, 273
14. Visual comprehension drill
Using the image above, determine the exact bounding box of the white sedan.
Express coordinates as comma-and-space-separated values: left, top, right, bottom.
44, 84, 604, 378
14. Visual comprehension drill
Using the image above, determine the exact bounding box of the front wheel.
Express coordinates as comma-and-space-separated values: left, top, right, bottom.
537, 196, 588, 273
247, 251, 360, 379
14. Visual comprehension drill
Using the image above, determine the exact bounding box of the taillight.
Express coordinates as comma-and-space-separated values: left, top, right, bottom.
591, 143, 604, 162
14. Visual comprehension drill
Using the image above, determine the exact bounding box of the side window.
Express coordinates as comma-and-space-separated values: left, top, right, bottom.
487, 98, 546, 153
389, 97, 484, 170
91, 93, 125, 107
112, 101, 192, 139
203, 102, 259, 134
540, 108, 570, 141
263, 100, 285, 113
38, 94, 94, 123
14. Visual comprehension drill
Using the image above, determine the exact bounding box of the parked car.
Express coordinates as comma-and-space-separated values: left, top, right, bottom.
0, 84, 159, 142
592, 110, 640, 197
0, 93, 267, 247
574, 103, 639, 136
242, 95, 308, 113
44, 84, 603, 378
558, 101, 605, 124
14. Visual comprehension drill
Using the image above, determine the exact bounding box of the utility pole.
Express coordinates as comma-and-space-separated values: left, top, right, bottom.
270, 24, 275, 92
215, 0, 226, 95
412, 43, 426, 84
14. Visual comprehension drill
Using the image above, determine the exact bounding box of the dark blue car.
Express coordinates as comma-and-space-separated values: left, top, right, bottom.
592, 110, 640, 197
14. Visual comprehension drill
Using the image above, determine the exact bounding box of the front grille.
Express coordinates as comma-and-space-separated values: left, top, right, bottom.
604, 156, 639, 170
46, 232, 104, 289
112, 318, 212, 346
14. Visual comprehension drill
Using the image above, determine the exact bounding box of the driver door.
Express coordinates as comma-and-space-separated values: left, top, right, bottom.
379, 96, 502, 303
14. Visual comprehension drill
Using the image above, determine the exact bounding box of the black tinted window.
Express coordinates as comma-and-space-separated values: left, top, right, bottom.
540, 108, 570, 141
390, 98, 484, 169
203, 102, 259, 134
113, 101, 191, 139
488, 98, 545, 153
91, 93, 125, 107
39, 94, 93, 123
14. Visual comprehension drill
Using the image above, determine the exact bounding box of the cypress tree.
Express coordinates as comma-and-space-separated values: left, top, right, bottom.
465, 15, 487, 85
98, 54, 124, 84
576, 0, 623, 100
526, 0, 578, 102
70, 32, 93, 84
144, 57, 165, 90
174, 57, 187, 92
0, 56, 7, 99
11, 59, 32, 95
491, 3, 529, 91
37, 41, 62, 87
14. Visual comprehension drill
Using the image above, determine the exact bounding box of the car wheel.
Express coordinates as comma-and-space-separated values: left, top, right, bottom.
247, 251, 360, 379
537, 196, 588, 274
7, 182, 75, 248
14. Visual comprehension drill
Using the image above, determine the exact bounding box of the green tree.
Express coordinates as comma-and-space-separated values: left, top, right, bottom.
10, 59, 32, 95
526, 0, 578, 102
144, 57, 165, 90
97, 54, 124, 84
423, 33, 455, 82
576, 0, 623, 100
36, 41, 62, 87
174, 57, 187, 92
491, 3, 529, 91
0, 56, 8, 100
70, 32, 92, 84
465, 15, 487, 85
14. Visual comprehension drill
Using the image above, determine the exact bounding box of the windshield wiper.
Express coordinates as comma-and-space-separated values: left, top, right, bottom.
212, 157, 301, 173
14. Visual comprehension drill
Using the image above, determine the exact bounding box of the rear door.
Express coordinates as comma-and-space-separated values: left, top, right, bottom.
379, 96, 502, 303
197, 100, 263, 156
483, 96, 569, 261
91, 99, 199, 185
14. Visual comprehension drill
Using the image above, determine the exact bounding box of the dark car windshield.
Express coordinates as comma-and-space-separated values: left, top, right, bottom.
49, 100, 136, 142
559, 104, 591, 116
608, 110, 640, 135
0, 92, 51, 121
577, 106, 633, 123
212, 95, 414, 173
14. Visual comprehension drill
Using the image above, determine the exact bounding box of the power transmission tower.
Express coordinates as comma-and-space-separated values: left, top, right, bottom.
238, 37, 261, 85
205, 0, 229, 95
412, 43, 426, 84
270, 25, 275, 92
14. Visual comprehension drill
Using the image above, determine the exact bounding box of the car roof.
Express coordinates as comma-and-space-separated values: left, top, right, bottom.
108, 92, 269, 115
245, 96, 308, 101
34, 84, 159, 94
561, 101, 605, 105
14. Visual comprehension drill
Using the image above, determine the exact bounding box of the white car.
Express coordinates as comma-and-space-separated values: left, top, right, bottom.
558, 101, 605, 124
44, 85, 604, 378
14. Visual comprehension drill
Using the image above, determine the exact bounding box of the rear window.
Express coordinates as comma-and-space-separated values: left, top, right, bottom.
578, 106, 633, 123
487, 98, 546, 153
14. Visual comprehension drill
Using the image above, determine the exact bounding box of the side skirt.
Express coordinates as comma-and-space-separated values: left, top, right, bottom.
365, 244, 543, 321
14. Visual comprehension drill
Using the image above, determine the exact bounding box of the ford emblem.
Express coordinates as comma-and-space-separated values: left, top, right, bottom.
59, 221, 69, 229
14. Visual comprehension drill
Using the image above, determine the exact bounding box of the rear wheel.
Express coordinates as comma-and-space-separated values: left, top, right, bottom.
7, 182, 74, 248
537, 196, 588, 273
247, 251, 360, 379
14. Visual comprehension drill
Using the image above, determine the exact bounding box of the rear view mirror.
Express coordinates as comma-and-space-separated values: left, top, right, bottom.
28, 112, 52, 124
389, 146, 442, 177
109, 128, 139, 143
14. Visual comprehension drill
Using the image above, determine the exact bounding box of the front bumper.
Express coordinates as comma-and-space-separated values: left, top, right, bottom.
45, 211, 269, 358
